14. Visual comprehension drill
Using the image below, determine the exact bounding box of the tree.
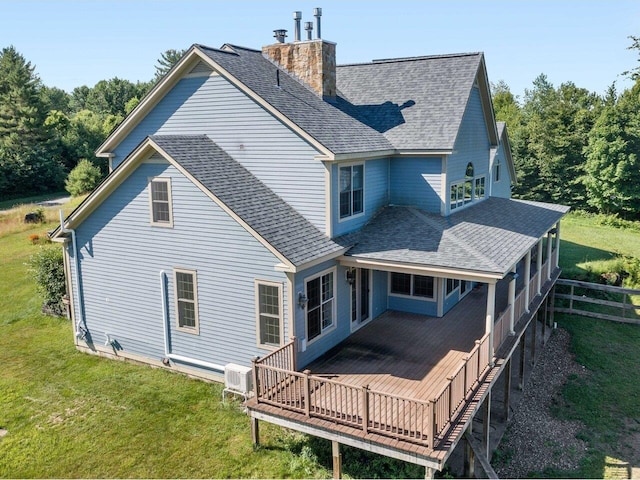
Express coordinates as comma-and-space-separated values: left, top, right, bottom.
65, 158, 103, 196
622, 35, 640, 81
154, 48, 187, 82
83, 77, 150, 117
0, 46, 64, 196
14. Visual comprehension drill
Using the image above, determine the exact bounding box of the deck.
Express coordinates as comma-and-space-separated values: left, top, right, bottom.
247, 262, 558, 470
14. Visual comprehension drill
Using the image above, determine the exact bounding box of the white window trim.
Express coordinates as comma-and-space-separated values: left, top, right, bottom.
337, 163, 365, 223
174, 268, 199, 335
494, 159, 502, 182
304, 266, 337, 346
387, 272, 436, 302
255, 279, 284, 350
445, 277, 461, 299
349, 268, 373, 333
449, 174, 487, 212
149, 177, 174, 227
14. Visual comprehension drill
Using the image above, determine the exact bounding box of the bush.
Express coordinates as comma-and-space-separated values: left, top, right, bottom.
28, 245, 66, 316
65, 159, 103, 196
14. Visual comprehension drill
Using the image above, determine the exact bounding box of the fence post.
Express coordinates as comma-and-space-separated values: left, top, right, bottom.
362, 384, 370, 434
252, 356, 260, 402
569, 284, 574, 314
303, 370, 312, 417
622, 294, 627, 319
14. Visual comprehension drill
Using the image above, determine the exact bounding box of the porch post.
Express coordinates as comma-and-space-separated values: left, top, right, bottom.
546, 230, 553, 281
486, 282, 496, 364
524, 250, 531, 313
508, 266, 517, 334
554, 222, 561, 269
536, 240, 543, 295
332, 441, 342, 479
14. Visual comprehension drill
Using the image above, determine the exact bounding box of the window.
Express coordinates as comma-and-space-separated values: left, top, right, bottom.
256, 281, 283, 348
339, 164, 364, 219
446, 278, 460, 297
495, 159, 501, 182
306, 269, 335, 342
475, 177, 485, 199
174, 269, 199, 334
150, 178, 173, 226
390, 273, 435, 299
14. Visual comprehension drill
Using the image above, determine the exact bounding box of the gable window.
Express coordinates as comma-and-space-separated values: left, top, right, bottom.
450, 163, 486, 211
339, 164, 364, 219
306, 269, 335, 342
495, 159, 501, 182
150, 177, 173, 226
256, 281, 283, 348
174, 269, 199, 334
390, 272, 435, 299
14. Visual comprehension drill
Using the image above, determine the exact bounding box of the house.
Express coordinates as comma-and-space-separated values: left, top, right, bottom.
52, 10, 569, 477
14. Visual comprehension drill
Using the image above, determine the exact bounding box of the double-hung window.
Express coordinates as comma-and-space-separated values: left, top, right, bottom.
150, 177, 173, 226
339, 164, 364, 219
174, 269, 199, 334
389, 272, 435, 299
256, 281, 283, 348
306, 269, 335, 342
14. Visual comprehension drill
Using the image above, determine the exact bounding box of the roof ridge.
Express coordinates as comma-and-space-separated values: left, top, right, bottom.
195, 44, 240, 56
338, 52, 482, 68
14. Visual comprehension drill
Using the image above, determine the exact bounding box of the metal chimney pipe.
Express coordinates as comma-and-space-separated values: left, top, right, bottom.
313, 7, 322, 39
304, 22, 313, 41
273, 29, 287, 43
293, 11, 302, 42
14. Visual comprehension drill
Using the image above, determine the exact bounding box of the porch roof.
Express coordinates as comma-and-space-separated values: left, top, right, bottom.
339, 197, 569, 279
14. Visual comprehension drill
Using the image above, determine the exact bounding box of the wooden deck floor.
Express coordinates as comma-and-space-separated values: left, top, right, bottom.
307, 285, 490, 404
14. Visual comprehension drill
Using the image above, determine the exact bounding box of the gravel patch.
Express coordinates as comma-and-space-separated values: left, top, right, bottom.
494, 328, 589, 478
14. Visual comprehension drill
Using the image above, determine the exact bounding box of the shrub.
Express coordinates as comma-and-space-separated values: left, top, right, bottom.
28, 233, 40, 244
28, 245, 66, 316
65, 159, 103, 196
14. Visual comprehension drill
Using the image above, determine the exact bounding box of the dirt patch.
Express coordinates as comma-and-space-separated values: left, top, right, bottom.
494, 329, 589, 477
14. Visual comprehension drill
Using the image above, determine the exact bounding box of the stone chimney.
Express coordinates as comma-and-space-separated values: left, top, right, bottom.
263, 23, 336, 100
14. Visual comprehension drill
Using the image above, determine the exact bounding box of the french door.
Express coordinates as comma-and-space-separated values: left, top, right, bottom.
350, 268, 370, 329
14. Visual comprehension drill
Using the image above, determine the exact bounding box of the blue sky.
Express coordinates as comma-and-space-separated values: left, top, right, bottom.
2, 0, 639, 99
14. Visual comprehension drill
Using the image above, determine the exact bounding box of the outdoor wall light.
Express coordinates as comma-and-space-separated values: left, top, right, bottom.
297, 292, 308, 309
345, 268, 356, 285
506, 271, 520, 281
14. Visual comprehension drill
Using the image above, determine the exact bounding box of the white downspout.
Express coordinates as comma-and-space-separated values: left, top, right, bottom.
59, 210, 86, 339
159, 270, 225, 372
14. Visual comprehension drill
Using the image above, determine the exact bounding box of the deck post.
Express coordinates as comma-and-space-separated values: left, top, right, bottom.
541, 305, 547, 344
362, 384, 370, 434
518, 334, 526, 390
464, 428, 476, 478
550, 286, 556, 328
546, 230, 553, 281
508, 266, 517, 334
483, 390, 492, 461
503, 357, 512, 421
332, 441, 342, 479
290, 336, 297, 371
303, 370, 311, 417
252, 356, 260, 403
486, 281, 496, 364
524, 250, 532, 313
251, 416, 260, 448
531, 310, 537, 366
536, 240, 543, 295
424, 466, 435, 479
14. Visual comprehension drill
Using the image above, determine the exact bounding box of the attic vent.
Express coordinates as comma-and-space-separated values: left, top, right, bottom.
188, 61, 214, 77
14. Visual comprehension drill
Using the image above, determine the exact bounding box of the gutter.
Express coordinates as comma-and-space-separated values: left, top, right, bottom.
59, 210, 87, 339
159, 270, 225, 372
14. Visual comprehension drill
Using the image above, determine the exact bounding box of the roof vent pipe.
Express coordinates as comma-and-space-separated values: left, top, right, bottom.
304, 22, 313, 41
273, 29, 287, 43
314, 7, 322, 39
293, 11, 302, 41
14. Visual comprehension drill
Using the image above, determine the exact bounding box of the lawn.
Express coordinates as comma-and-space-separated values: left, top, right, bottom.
0, 200, 423, 479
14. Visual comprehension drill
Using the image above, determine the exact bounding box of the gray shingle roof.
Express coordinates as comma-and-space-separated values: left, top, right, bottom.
196, 44, 394, 155
150, 135, 346, 266
335, 53, 483, 151
340, 197, 570, 277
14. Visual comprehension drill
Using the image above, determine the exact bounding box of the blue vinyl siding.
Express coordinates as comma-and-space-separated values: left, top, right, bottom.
446, 87, 491, 214
112, 74, 327, 231
371, 270, 388, 319
332, 158, 389, 237
388, 295, 438, 316
68, 160, 288, 372
389, 157, 442, 212
491, 144, 512, 198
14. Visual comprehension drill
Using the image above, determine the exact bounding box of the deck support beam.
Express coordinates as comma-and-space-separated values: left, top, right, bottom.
251, 417, 260, 448
503, 357, 512, 421
332, 441, 342, 479
464, 428, 476, 478
518, 333, 526, 390
483, 390, 492, 461
524, 250, 531, 313
536, 240, 543, 295
424, 466, 435, 479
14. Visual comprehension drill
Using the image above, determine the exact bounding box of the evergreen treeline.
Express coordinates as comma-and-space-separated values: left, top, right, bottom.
1, 43, 639, 220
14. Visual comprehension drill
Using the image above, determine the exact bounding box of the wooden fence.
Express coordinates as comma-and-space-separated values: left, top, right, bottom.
555, 279, 640, 324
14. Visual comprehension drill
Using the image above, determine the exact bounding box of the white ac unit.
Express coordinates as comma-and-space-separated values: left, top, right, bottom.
224, 363, 253, 395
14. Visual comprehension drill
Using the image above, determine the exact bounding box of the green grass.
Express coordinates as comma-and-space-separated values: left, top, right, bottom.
0, 191, 67, 210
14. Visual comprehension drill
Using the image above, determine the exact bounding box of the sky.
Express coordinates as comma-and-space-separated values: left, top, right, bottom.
2, 0, 639, 100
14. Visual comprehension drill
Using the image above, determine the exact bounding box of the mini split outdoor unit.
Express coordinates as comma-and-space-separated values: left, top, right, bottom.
224, 363, 253, 397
